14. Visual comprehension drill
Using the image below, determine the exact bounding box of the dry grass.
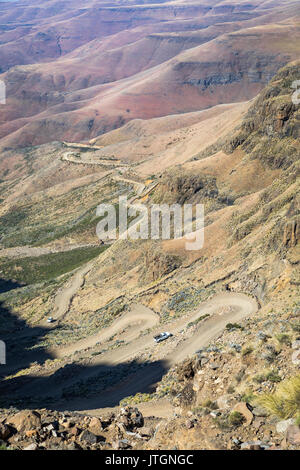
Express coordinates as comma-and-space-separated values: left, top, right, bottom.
255, 374, 300, 419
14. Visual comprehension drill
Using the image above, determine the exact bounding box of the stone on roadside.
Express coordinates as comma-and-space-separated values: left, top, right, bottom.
139, 426, 154, 437
209, 362, 220, 370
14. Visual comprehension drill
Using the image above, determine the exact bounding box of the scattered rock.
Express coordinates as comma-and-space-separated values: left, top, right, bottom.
116, 407, 144, 430
229, 343, 242, 352
44, 423, 56, 432
186, 419, 194, 429
8, 410, 41, 433
0, 423, 13, 440
70, 426, 81, 437
209, 362, 220, 370
113, 438, 131, 450
216, 395, 231, 410
200, 357, 209, 366
23, 443, 38, 451
232, 437, 241, 446
79, 429, 98, 445
256, 331, 269, 341
25, 430, 38, 438
240, 440, 264, 450
139, 426, 154, 438
88, 417, 103, 436
176, 359, 195, 380
291, 350, 300, 366
60, 419, 73, 430
253, 418, 265, 430
286, 425, 300, 446
276, 418, 295, 434
66, 442, 81, 450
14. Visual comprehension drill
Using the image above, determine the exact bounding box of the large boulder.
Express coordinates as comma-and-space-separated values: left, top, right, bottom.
79, 429, 98, 446
88, 417, 103, 436
116, 407, 144, 430
0, 423, 13, 440
7, 410, 41, 433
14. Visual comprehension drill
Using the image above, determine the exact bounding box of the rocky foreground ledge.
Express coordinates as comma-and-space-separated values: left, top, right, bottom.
0, 406, 154, 450
1, 402, 300, 451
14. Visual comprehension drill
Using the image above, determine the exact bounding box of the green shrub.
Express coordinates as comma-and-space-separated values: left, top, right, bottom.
241, 345, 254, 357
266, 370, 282, 383
275, 333, 291, 346
202, 399, 218, 410
0, 245, 107, 285
228, 411, 245, 427
241, 391, 255, 403
226, 323, 244, 331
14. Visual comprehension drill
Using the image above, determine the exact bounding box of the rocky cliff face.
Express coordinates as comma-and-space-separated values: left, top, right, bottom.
225, 62, 300, 169
222, 61, 300, 260
151, 169, 219, 205
283, 220, 299, 248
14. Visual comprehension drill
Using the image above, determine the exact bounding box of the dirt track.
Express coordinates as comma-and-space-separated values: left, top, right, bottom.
38, 292, 257, 413
4, 159, 258, 414
52, 261, 94, 323
52, 303, 160, 358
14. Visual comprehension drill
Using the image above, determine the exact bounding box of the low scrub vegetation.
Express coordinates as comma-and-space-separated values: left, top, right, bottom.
255, 374, 300, 419
0, 246, 107, 285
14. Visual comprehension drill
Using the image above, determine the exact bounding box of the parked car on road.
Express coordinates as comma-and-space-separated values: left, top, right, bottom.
47, 317, 55, 323
153, 332, 173, 343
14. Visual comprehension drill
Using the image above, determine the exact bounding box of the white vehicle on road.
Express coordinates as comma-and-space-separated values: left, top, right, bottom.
47, 317, 55, 323
153, 332, 173, 343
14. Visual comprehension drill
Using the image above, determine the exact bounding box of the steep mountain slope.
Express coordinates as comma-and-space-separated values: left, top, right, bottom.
0, 61, 298, 417
0, 1, 299, 452
0, 61, 299, 451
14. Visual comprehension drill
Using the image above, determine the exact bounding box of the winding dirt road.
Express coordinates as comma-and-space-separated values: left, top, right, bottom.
21, 292, 257, 412
5, 156, 258, 414
52, 303, 160, 358
51, 261, 94, 323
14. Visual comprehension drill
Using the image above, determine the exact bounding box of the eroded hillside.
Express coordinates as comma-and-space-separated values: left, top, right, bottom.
0, 62, 299, 451
0, 1, 299, 450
